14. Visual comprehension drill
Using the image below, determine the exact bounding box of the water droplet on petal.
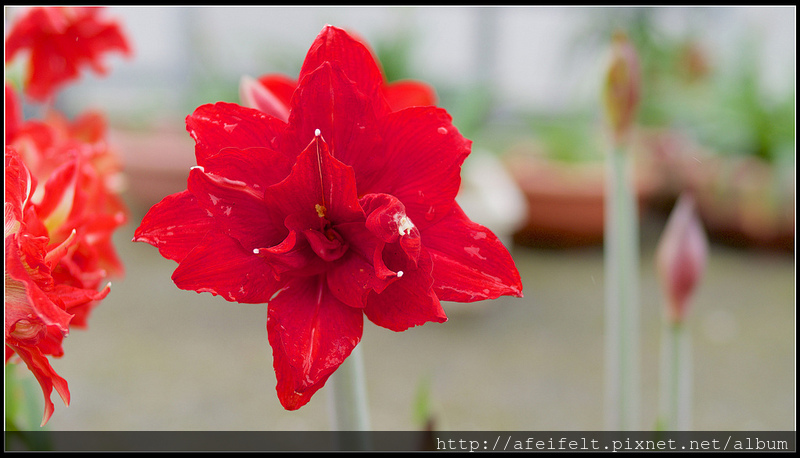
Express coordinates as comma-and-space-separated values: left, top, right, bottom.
464, 246, 486, 260
437, 127, 448, 135
424, 206, 436, 222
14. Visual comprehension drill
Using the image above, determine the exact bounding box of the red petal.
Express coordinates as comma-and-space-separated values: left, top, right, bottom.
364, 248, 446, 331
187, 166, 285, 252
267, 275, 363, 410
285, 63, 383, 184
4, 148, 35, 224
369, 107, 471, 229
5, 344, 70, 426
171, 229, 280, 304
34, 156, 78, 223
50, 282, 110, 310
333, 219, 398, 286
197, 146, 295, 191
264, 134, 364, 227
5, 235, 73, 333
133, 190, 215, 263
240, 74, 297, 121
326, 242, 390, 309
253, 229, 325, 280
360, 193, 421, 264
298, 25, 386, 109
5, 84, 22, 142
423, 203, 523, 302
257, 74, 297, 109
185, 102, 288, 167
383, 80, 437, 111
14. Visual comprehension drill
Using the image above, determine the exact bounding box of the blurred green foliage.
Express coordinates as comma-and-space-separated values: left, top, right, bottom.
579, 8, 794, 164
525, 114, 604, 163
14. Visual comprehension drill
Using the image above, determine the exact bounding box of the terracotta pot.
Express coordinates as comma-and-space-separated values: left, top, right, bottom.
636, 128, 795, 253
688, 154, 795, 252
505, 143, 655, 249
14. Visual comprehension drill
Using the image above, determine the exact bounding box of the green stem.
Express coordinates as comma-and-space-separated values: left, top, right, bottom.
658, 320, 692, 430
604, 143, 641, 431
328, 343, 371, 432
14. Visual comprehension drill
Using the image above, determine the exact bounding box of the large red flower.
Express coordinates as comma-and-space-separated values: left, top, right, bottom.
4, 148, 111, 426
6, 84, 128, 326
134, 25, 522, 410
4, 6, 132, 102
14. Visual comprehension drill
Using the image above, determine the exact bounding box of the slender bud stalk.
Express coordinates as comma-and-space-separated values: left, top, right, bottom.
604, 143, 641, 431
602, 31, 642, 431
328, 343, 371, 449
655, 193, 708, 431
658, 321, 692, 430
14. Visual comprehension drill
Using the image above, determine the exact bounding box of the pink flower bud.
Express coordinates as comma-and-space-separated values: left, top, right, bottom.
655, 193, 709, 324
603, 31, 642, 145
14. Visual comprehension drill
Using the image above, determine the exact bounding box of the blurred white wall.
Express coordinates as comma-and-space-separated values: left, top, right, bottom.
5, 6, 795, 127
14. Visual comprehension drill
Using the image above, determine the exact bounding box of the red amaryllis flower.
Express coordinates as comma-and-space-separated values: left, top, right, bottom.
5, 85, 127, 325
134, 25, 523, 410
5, 148, 111, 426
4, 6, 132, 102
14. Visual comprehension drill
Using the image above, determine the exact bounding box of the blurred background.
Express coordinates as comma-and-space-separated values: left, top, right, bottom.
5, 6, 795, 432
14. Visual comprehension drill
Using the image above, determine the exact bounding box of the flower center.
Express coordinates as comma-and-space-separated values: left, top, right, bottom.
305, 218, 348, 262
395, 213, 415, 236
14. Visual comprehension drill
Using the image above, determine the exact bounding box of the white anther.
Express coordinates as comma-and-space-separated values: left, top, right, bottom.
315, 128, 321, 137
395, 214, 415, 236
190, 165, 205, 172
397, 271, 404, 278
253, 248, 260, 254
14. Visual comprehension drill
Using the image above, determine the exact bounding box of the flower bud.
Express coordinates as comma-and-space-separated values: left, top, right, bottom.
655, 193, 709, 324
603, 31, 642, 145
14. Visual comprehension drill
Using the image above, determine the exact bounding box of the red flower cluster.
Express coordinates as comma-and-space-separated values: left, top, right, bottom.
134, 25, 522, 410
4, 6, 132, 102
5, 85, 128, 426
4, 6, 129, 426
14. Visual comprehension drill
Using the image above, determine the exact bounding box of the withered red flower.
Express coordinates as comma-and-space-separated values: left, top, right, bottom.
134, 25, 522, 410
4, 6, 132, 102
5, 82, 126, 425
5, 148, 111, 426
6, 84, 128, 322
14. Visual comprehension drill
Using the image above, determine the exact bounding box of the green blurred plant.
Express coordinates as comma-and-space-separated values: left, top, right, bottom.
5, 364, 44, 432
5, 364, 54, 450
574, 8, 794, 165
526, 114, 604, 163
374, 20, 493, 142
677, 37, 795, 164
412, 375, 433, 428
